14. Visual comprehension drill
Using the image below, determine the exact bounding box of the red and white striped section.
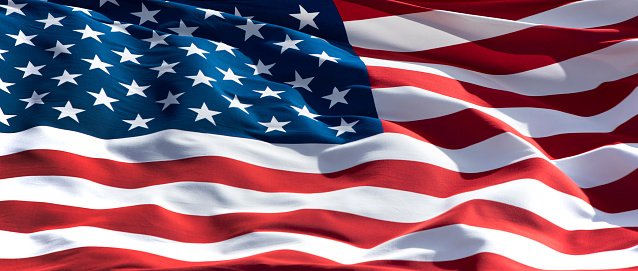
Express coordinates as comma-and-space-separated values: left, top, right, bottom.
3, 1, 638, 270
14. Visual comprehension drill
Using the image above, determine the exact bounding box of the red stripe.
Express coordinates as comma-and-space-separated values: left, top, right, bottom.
2, 200, 638, 254
0, 149, 586, 199
333, 0, 578, 21
367, 66, 637, 117
354, 20, 638, 75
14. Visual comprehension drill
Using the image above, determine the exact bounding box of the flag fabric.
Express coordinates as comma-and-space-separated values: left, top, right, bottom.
1, 0, 638, 270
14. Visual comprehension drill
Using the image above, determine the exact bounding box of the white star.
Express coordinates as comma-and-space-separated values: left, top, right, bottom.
131, 3, 159, 25
112, 47, 142, 64
15, 61, 45, 78
20, 91, 48, 109
189, 103, 220, 125
0, 77, 14, 93
168, 20, 198, 36
186, 70, 216, 87
46, 41, 73, 58
1, 0, 26, 16
82, 55, 113, 74
0, 49, 7, 60
53, 101, 84, 122
310, 51, 339, 67
253, 86, 284, 99
236, 19, 264, 40
71, 7, 92, 16
246, 60, 274, 76
285, 71, 313, 92
99, 0, 118, 7
123, 114, 153, 130
151, 60, 179, 78
274, 35, 302, 54
329, 118, 359, 137
290, 5, 319, 30
7, 30, 36, 46
120, 80, 149, 97
291, 105, 319, 121
74, 25, 104, 42
52, 70, 80, 86
234, 8, 253, 19
143, 30, 169, 48
210, 40, 236, 56
216, 67, 245, 85
107, 21, 131, 35
222, 95, 252, 114
179, 43, 209, 59
0, 108, 15, 126
198, 8, 223, 19
88, 88, 118, 111
259, 116, 290, 133
156, 91, 183, 110
322, 87, 349, 108
36, 13, 65, 29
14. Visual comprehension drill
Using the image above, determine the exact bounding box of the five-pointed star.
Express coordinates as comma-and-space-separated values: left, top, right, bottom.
217, 67, 245, 85
329, 118, 359, 136
20, 91, 48, 109
322, 87, 350, 108
186, 70, 216, 87
168, 20, 198, 36
259, 116, 290, 133
236, 19, 265, 40
88, 88, 118, 111
210, 40, 236, 56
143, 30, 169, 48
253, 86, 284, 99
53, 101, 84, 122
246, 60, 274, 76
52, 70, 81, 86
123, 114, 153, 130
156, 91, 183, 110
74, 25, 104, 42
36, 13, 65, 29
46, 40, 73, 58
151, 60, 179, 77
291, 105, 319, 121
0, 77, 14, 93
285, 71, 313, 92
99, 0, 119, 7
1, 0, 26, 16
0, 49, 7, 60
290, 5, 319, 30
274, 35, 302, 54
131, 3, 160, 25
120, 80, 149, 97
0, 78, 15, 93
198, 8, 223, 19
71, 7, 92, 16
0, 107, 15, 126
180, 43, 209, 59
189, 103, 220, 125
108, 21, 131, 35
112, 47, 142, 64
15, 61, 45, 78
310, 51, 339, 67
7, 30, 36, 46
222, 95, 252, 114
82, 55, 113, 74
234, 7, 253, 19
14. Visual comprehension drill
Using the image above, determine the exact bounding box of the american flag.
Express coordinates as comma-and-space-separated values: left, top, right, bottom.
1, 0, 637, 270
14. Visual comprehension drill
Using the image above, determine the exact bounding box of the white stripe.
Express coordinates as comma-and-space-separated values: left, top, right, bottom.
1, 176, 633, 230
372, 85, 638, 138
2, 126, 637, 187
344, 10, 534, 52
2, 225, 638, 269
519, 0, 638, 29
363, 38, 638, 96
